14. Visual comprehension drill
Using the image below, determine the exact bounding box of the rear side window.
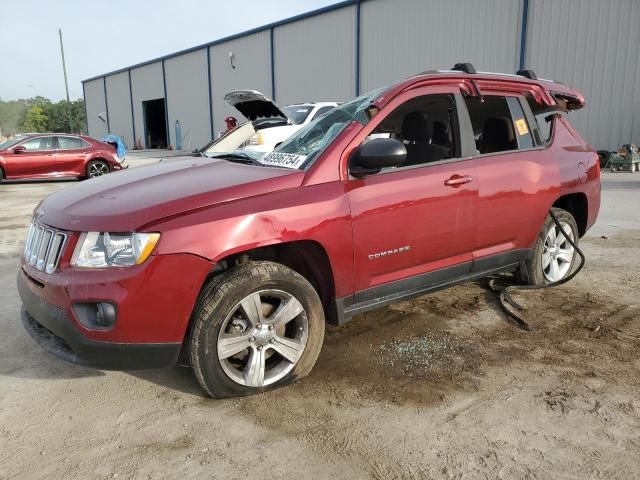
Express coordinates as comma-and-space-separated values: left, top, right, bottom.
534, 113, 554, 144
464, 95, 535, 154
57, 136, 86, 150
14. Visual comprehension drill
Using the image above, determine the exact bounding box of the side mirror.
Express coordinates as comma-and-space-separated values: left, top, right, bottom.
13, 145, 26, 154
349, 138, 407, 177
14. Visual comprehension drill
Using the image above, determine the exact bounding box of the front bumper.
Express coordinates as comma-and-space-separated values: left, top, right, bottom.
18, 270, 181, 370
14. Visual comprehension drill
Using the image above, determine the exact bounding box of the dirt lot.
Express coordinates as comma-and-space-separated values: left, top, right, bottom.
1, 165, 639, 480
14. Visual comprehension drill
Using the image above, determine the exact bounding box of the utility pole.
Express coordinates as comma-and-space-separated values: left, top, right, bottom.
58, 28, 72, 132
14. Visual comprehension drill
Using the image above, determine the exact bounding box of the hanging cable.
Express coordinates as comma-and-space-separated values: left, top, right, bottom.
489, 209, 586, 331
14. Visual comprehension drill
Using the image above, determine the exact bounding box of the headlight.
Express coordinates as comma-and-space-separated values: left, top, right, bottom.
249, 133, 263, 145
71, 232, 160, 268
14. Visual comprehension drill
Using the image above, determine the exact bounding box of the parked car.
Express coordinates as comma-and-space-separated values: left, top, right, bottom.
18, 66, 600, 398
224, 90, 338, 152
0, 134, 123, 182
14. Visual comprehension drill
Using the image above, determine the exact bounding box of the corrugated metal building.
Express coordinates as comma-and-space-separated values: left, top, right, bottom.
83, 0, 640, 151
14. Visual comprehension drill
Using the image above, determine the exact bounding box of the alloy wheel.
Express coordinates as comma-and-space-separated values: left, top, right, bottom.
542, 221, 575, 282
89, 162, 108, 177
217, 289, 308, 387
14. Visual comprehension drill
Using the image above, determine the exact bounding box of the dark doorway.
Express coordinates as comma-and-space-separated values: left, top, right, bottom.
142, 98, 168, 149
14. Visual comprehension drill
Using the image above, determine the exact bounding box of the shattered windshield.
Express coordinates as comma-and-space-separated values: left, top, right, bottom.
257, 88, 384, 170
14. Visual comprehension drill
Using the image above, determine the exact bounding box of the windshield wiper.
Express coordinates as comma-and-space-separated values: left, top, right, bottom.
208, 152, 263, 166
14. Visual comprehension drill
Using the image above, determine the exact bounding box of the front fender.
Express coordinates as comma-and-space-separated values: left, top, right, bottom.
152, 182, 354, 298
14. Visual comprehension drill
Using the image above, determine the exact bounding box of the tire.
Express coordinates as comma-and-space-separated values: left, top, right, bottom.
86, 160, 109, 178
0, 167, 4, 182
525, 207, 579, 285
190, 261, 325, 398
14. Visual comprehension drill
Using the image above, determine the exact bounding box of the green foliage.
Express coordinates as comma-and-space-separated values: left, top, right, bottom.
0, 97, 86, 136
0, 100, 29, 136
22, 105, 48, 132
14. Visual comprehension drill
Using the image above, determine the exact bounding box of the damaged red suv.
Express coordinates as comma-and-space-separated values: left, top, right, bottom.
18, 65, 600, 398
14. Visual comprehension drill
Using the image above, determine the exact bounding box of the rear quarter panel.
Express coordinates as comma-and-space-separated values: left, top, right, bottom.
552, 116, 601, 231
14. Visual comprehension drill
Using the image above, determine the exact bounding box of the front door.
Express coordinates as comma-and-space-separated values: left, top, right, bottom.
6, 136, 56, 178
347, 92, 477, 301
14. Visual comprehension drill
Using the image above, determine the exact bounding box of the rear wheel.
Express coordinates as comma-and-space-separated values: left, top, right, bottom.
0, 167, 4, 182
190, 261, 325, 398
525, 208, 579, 285
86, 160, 109, 178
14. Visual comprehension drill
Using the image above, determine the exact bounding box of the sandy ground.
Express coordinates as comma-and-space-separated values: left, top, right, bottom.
0, 165, 639, 480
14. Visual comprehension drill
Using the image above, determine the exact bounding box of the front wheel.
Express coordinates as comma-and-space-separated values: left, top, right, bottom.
86, 160, 109, 178
525, 208, 579, 285
190, 261, 325, 398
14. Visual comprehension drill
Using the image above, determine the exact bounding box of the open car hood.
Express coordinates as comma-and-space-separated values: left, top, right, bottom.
224, 90, 289, 122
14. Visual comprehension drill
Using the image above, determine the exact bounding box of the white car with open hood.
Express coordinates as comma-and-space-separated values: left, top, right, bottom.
223, 90, 338, 153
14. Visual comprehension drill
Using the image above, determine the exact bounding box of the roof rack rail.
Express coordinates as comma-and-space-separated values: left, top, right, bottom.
451, 63, 477, 74
516, 69, 538, 80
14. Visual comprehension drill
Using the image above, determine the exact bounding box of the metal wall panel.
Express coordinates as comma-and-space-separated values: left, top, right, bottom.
165, 49, 211, 150
274, 5, 357, 105
360, 0, 521, 93
210, 31, 272, 135
84, 78, 108, 139
130, 62, 164, 147
526, 0, 640, 150
104, 71, 133, 146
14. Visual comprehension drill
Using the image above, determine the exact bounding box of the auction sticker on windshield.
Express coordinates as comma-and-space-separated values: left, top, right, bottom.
259, 152, 307, 169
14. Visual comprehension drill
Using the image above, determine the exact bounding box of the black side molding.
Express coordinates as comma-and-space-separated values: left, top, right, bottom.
328, 249, 532, 325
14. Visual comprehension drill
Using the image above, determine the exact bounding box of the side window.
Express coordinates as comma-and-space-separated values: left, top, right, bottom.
534, 113, 554, 144
57, 136, 85, 150
367, 94, 459, 169
311, 106, 335, 121
20, 137, 53, 151
464, 95, 534, 154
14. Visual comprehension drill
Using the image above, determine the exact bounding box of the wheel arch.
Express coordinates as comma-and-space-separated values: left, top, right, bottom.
552, 193, 588, 237
178, 239, 338, 365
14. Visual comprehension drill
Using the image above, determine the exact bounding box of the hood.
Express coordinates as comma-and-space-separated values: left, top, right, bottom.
224, 90, 289, 122
39, 156, 304, 232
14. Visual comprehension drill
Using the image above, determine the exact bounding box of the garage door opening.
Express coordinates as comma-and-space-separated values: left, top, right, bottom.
142, 98, 168, 149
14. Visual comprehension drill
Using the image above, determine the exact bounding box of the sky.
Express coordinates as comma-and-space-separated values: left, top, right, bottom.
0, 0, 341, 102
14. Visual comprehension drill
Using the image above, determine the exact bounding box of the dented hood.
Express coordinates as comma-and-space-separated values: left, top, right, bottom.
38, 156, 303, 232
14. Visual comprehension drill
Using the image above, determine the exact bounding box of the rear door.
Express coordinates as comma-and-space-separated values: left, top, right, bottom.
5, 136, 56, 178
53, 136, 91, 175
459, 94, 558, 270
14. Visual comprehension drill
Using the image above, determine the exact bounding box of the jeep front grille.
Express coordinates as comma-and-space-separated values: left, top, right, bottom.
23, 222, 67, 274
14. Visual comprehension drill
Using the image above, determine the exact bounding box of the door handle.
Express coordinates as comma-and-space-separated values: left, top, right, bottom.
444, 175, 473, 187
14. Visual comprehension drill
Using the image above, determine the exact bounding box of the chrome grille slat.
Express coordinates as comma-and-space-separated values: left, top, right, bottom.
36, 229, 53, 270
29, 226, 45, 266
24, 223, 35, 258
24, 221, 67, 274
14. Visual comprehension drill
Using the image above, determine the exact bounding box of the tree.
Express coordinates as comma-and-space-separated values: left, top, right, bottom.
45, 99, 86, 133
0, 99, 29, 136
22, 104, 48, 132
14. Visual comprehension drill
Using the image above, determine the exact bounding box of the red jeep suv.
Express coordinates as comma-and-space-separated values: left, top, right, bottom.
17, 66, 600, 398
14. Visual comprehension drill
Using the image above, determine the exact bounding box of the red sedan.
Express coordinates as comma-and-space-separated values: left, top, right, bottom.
0, 134, 123, 182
